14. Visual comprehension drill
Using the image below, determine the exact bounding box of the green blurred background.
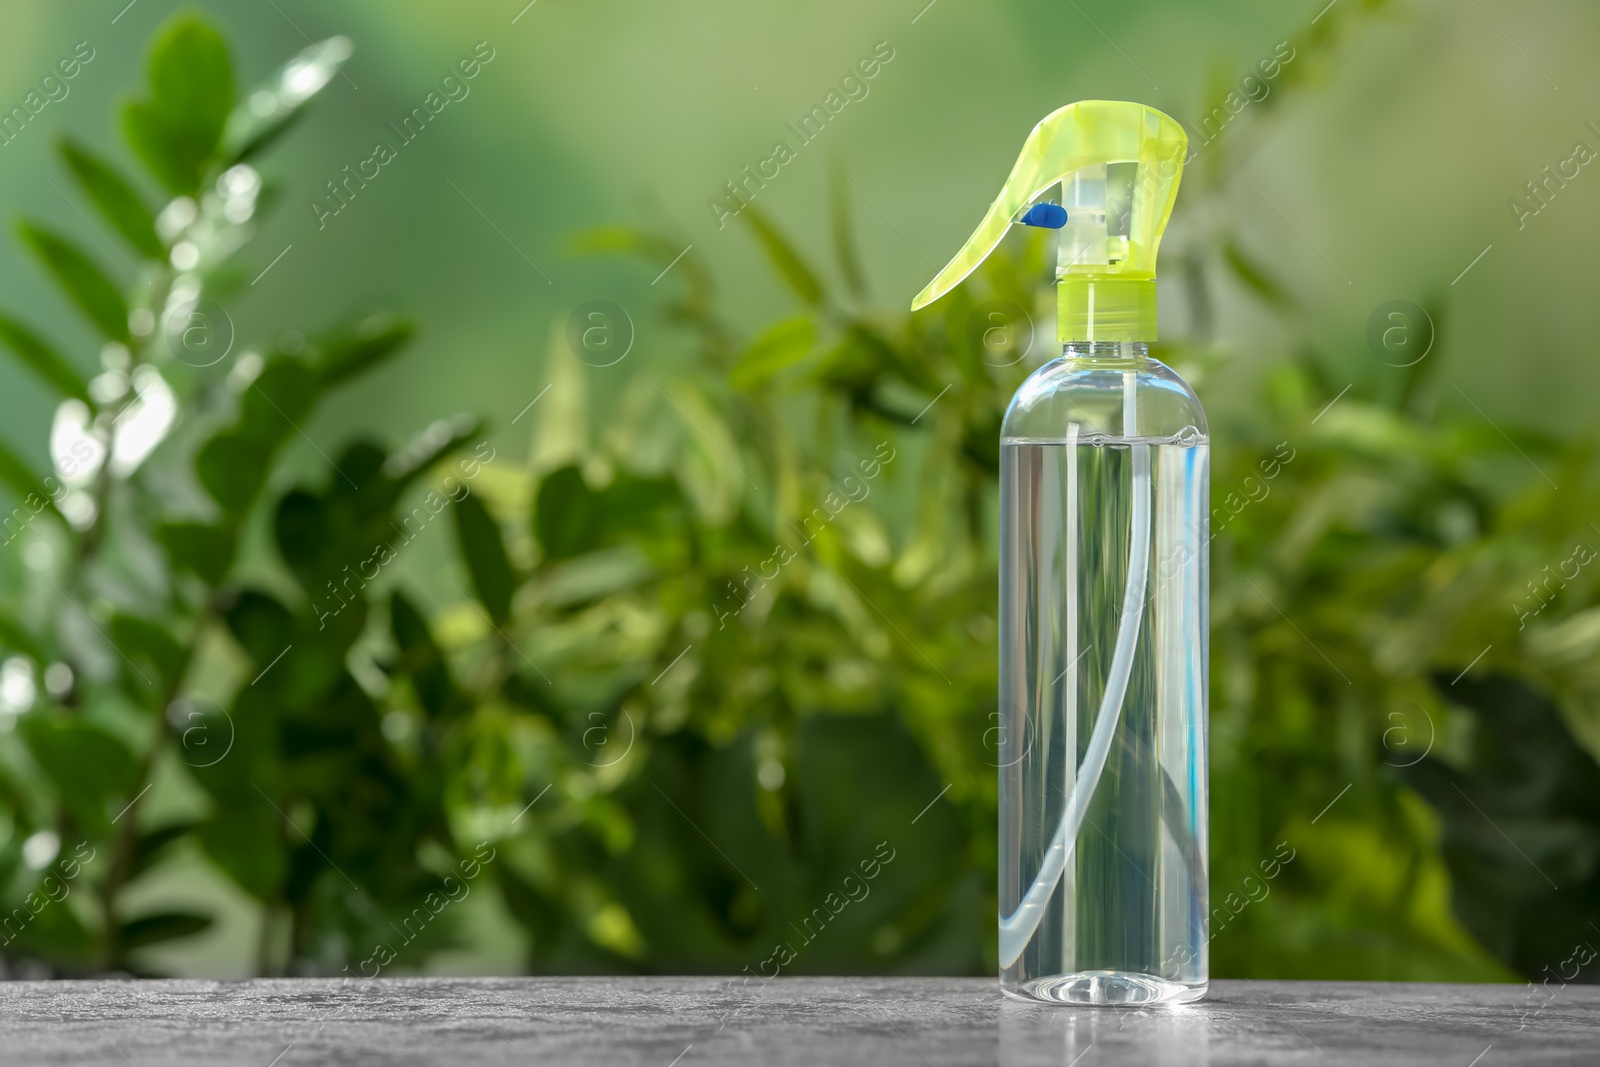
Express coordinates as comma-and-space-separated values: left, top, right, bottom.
1, 0, 1598, 984
5, 0, 1599, 445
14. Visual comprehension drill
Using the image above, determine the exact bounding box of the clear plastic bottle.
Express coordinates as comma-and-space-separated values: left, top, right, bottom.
997, 342, 1208, 1005
906, 100, 1205, 1004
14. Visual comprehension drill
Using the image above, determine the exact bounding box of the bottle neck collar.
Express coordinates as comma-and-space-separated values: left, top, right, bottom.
1062, 341, 1149, 360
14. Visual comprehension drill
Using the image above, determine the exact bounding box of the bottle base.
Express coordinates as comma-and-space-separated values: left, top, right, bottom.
1003, 970, 1207, 1007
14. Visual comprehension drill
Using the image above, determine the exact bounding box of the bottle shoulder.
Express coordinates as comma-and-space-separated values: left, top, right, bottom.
1002, 355, 1208, 442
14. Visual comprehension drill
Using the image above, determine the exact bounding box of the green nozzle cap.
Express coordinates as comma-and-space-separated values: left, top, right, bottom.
911, 100, 1188, 343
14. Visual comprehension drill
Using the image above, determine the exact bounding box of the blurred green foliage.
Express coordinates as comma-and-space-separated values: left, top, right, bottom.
1, 7, 1597, 986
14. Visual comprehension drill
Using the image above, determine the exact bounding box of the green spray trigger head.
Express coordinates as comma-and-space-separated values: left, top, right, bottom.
910, 100, 1188, 342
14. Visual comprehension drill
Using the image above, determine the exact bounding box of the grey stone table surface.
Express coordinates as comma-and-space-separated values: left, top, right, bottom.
0, 977, 1594, 1066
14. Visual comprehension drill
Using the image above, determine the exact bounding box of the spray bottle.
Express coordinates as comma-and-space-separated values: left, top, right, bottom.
913, 101, 1207, 1005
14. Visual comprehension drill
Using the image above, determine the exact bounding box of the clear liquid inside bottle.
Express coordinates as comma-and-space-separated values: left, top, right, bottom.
998, 343, 1209, 1006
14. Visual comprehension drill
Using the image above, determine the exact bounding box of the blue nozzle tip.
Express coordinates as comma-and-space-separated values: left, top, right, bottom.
1020, 203, 1068, 229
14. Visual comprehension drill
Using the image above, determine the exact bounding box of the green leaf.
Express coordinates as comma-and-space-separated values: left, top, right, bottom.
122, 15, 235, 194
316, 314, 414, 387
195, 432, 273, 517
730, 317, 815, 390
108, 612, 187, 694
237, 358, 317, 441
17, 715, 139, 835
223, 589, 296, 666
120, 911, 213, 951
122, 106, 186, 196
454, 491, 516, 624
221, 37, 352, 164
741, 207, 825, 307
386, 415, 484, 493
272, 488, 335, 589
15, 223, 129, 342
198, 805, 286, 901
0, 313, 91, 401
534, 465, 604, 561
528, 469, 679, 573
326, 440, 388, 504
830, 164, 868, 298
130, 822, 198, 880
148, 18, 235, 135
390, 591, 455, 718
599, 476, 681, 538
156, 521, 233, 585
58, 139, 164, 260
